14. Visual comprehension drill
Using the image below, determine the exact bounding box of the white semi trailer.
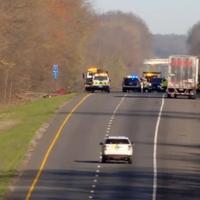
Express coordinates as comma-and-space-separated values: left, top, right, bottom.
167, 55, 199, 99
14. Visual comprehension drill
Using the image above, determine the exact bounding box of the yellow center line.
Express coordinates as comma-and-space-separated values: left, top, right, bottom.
25, 94, 92, 200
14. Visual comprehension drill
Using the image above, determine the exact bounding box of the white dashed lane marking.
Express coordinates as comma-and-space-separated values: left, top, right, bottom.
88, 94, 127, 199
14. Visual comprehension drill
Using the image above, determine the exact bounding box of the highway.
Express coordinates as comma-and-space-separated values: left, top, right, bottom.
8, 92, 200, 200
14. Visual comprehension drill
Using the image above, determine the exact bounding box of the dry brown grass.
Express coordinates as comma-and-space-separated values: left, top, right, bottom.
0, 119, 20, 132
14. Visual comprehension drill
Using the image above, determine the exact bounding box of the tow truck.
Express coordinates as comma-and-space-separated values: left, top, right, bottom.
142, 72, 162, 92
83, 67, 97, 92
83, 67, 110, 93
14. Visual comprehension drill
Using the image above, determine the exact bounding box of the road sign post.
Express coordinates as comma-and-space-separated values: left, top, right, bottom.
52, 64, 59, 90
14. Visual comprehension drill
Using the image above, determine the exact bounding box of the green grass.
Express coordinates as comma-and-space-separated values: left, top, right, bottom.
0, 94, 75, 198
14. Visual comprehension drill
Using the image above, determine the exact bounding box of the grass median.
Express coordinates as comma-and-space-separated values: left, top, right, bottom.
0, 93, 75, 198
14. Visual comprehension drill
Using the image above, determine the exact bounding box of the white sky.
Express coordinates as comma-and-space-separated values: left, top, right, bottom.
90, 0, 200, 35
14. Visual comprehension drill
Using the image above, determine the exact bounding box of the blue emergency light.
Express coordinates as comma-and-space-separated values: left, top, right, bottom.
131, 74, 138, 80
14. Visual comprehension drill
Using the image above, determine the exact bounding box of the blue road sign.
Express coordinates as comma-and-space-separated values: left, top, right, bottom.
52, 64, 59, 80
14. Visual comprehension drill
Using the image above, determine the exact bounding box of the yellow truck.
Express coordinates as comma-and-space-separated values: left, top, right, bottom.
83, 67, 98, 92
142, 72, 162, 92
143, 72, 161, 82
83, 67, 110, 93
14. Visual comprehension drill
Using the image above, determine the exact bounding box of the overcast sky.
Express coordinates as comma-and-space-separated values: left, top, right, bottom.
91, 0, 200, 35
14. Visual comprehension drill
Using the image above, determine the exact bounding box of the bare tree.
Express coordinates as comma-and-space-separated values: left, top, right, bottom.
0, 0, 96, 103
187, 22, 200, 55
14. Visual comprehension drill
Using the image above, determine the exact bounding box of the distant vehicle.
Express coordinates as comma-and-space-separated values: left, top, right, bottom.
83, 67, 110, 93
143, 71, 161, 82
198, 75, 200, 92
83, 67, 98, 92
160, 78, 168, 92
149, 77, 165, 92
166, 55, 199, 99
100, 136, 133, 164
142, 72, 162, 92
122, 75, 141, 92
92, 71, 110, 93
140, 77, 150, 92
198, 82, 200, 92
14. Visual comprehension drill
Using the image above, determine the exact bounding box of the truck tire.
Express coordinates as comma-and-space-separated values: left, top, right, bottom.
128, 157, 132, 164
189, 95, 196, 99
106, 87, 110, 93
101, 156, 106, 163
167, 93, 171, 98
122, 88, 127, 92
189, 90, 197, 99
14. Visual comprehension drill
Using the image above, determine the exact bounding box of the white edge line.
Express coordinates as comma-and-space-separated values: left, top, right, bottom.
152, 95, 165, 200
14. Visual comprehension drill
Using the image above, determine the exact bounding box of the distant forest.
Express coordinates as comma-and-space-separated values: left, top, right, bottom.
187, 21, 200, 57
0, 0, 198, 104
0, 0, 152, 103
152, 34, 187, 58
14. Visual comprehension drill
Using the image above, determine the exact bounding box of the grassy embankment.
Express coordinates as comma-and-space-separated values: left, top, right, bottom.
0, 94, 75, 198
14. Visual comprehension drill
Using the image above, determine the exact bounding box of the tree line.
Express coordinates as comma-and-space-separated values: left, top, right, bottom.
152, 34, 187, 58
0, 0, 152, 103
187, 22, 200, 56
187, 22, 200, 83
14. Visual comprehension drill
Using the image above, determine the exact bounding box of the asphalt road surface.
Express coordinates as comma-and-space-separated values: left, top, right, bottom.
8, 92, 200, 200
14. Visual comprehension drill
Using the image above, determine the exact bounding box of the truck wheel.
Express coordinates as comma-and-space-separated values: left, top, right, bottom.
106, 88, 110, 93
189, 95, 196, 99
101, 156, 106, 163
122, 88, 127, 92
143, 89, 147, 93
128, 157, 132, 164
189, 91, 197, 99
167, 93, 171, 98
